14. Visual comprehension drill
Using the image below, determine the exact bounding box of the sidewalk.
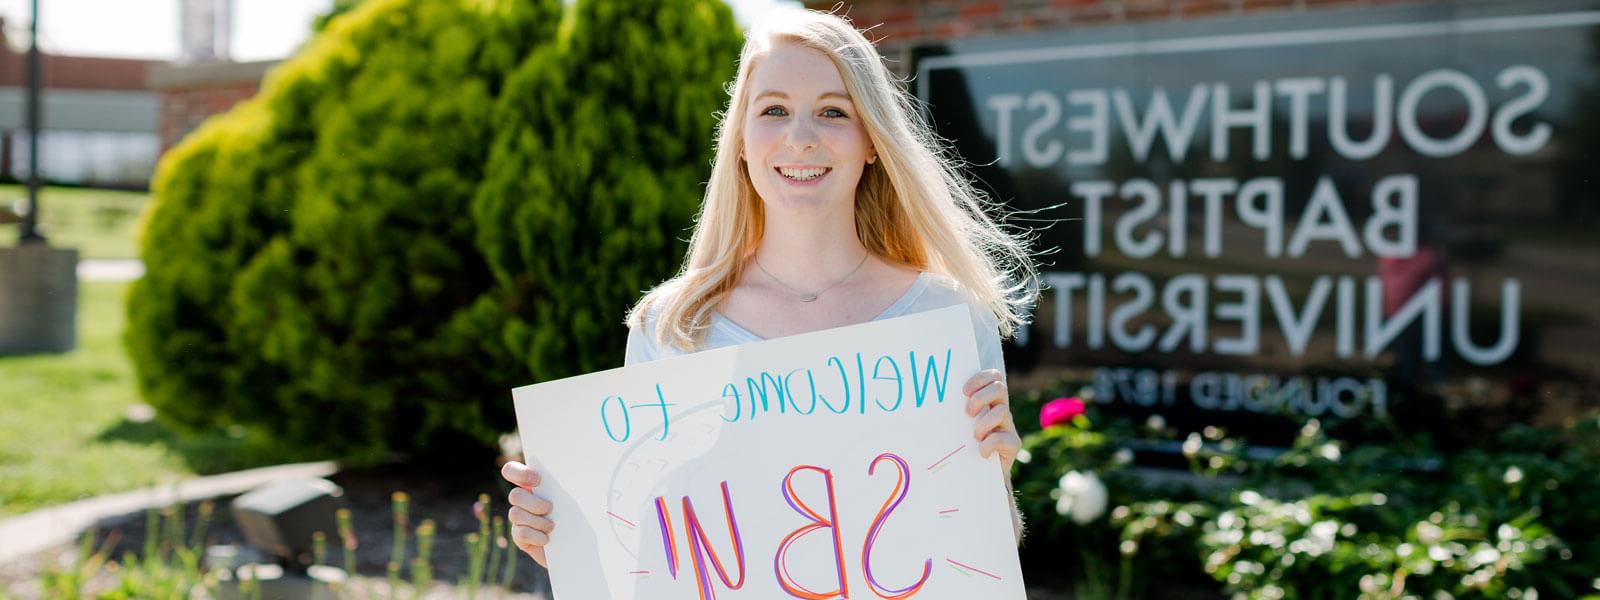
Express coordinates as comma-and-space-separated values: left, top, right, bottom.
0, 461, 337, 564
77, 259, 142, 282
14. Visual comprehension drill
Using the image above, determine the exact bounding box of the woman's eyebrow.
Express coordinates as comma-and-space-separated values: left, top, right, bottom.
753, 90, 853, 102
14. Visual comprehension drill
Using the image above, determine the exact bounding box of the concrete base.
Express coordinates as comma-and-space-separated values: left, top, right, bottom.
0, 244, 78, 355
216, 564, 343, 600
0, 461, 340, 564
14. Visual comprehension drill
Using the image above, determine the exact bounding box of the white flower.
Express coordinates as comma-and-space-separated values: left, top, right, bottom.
1428, 544, 1452, 562
1174, 510, 1194, 527
1218, 511, 1240, 530
1145, 414, 1166, 431
1113, 448, 1134, 465
1300, 419, 1321, 438
1297, 521, 1338, 557
1503, 466, 1524, 485
1498, 524, 1521, 541
1016, 448, 1032, 464
1467, 546, 1501, 568
1182, 433, 1203, 456
1360, 574, 1385, 593
1310, 520, 1338, 540
1417, 522, 1444, 545
1317, 443, 1341, 462
497, 432, 523, 458
1055, 470, 1109, 525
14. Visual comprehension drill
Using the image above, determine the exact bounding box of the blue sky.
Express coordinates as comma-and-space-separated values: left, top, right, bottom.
0, 0, 797, 62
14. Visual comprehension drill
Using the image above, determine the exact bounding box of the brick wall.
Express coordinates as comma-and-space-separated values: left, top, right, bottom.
154, 84, 260, 152
804, 0, 1434, 74
148, 60, 277, 152
0, 18, 158, 91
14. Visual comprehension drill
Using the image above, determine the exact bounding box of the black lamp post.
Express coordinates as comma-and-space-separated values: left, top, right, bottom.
19, 0, 44, 244
0, 0, 73, 357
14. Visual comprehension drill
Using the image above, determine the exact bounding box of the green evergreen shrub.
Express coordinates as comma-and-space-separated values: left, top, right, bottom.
127, 0, 739, 463
125, 100, 292, 434
473, 0, 742, 383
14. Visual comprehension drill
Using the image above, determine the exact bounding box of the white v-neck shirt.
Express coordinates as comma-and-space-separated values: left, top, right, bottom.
624, 272, 1005, 375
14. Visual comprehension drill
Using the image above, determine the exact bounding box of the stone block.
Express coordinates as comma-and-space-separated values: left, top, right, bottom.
0, 244, 78, 355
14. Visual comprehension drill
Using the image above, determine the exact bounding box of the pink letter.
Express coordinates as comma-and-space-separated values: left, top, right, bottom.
654, 496, 679, 578
862, 453, 929, 599
774, 465, 849, 599
667, 481, 747, 600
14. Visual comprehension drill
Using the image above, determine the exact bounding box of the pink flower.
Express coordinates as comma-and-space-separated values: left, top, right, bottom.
1040, 397, 1086, 429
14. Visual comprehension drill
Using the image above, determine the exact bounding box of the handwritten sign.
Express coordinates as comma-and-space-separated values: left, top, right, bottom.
512, 305, 1027, 599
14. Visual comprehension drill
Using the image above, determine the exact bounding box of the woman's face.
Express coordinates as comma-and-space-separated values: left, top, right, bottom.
741, 42, 874, 215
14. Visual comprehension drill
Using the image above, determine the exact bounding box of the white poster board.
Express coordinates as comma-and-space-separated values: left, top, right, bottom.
512, 305, 1027, 599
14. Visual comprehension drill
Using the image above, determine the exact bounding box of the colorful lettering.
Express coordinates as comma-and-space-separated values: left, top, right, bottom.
862, 453, 929, 599
601, 395, 629, 442
679, 482, 747, 600
855, 353, 868, 414
873, 355, 904, 411
784, 368, 819, 415
655, 496, 679, 578
773, 466, 849, 599
600, 386, 675, 442
721, 383, 743, 423
642, 384, 673, 441
744, 372, 789, 419
826, 356, 852, 414
910, 349, 953, 407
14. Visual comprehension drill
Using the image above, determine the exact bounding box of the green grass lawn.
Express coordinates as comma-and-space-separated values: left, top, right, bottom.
0, 283, 312, 518
0, 184, 148, 260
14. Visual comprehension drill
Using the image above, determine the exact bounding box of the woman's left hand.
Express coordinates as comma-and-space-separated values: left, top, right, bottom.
965, 369, 1020, 476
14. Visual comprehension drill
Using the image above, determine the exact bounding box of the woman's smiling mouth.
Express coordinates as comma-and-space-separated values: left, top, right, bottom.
776, 166, 831, 182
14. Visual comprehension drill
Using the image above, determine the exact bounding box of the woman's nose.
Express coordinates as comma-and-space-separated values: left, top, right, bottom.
784, 120, 819, 153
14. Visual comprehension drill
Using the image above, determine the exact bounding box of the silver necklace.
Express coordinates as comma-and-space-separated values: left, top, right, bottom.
754, 252, 870, 302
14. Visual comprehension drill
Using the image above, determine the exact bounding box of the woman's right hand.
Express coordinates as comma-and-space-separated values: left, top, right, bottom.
501, 460, 555, 567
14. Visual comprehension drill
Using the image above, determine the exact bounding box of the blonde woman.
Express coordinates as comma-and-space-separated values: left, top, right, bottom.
501, 8, 1038, 567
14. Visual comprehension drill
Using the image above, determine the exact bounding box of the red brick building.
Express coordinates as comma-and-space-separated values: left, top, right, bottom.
147, 59, 276, 153
0, 18, 162, 187
804, 0, 1430, 73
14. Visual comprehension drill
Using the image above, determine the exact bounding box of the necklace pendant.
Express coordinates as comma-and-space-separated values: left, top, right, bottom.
800, 293, 818, 302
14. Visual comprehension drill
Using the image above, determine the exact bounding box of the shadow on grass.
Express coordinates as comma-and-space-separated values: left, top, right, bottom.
94, 417, 324, 475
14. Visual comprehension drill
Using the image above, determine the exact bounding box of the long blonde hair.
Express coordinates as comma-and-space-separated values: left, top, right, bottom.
629, 8, 1037, 351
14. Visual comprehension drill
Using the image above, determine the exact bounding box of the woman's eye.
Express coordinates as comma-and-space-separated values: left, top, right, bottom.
762, 106, 787, 117
822, 108, 848, 118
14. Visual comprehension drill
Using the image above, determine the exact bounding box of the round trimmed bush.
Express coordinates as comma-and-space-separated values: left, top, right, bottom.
127, 0, 740, 464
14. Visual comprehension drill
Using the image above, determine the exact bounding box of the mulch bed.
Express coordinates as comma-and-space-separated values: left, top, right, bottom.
0, 461, 1218, 599
0, 462, 550, 599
